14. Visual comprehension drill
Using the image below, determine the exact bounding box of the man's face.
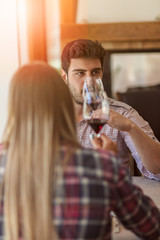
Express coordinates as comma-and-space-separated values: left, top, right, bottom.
61, 58, 103, 105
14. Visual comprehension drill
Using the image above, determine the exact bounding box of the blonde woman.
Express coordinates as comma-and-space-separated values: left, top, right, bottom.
0, 62, 159, 240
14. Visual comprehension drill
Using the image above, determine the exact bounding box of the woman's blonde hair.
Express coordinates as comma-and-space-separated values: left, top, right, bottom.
2, 62, 78, 240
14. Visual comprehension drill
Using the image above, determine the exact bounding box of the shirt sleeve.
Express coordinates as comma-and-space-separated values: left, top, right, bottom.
113, 165, 160, 240
121, 107, 160, 181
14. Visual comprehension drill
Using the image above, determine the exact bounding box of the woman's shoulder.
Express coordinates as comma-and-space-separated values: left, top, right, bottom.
0, 143, 7, 165
0, 143, 7, 180
73, 147, 122, 169
64, 147, 126, 183
76, 146, 117, 159
0, 144, 3, 152
61, 146, 123, 171
0, 143, 7, 155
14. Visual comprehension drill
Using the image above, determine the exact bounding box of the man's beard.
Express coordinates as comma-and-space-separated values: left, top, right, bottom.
68, 84, 83, 105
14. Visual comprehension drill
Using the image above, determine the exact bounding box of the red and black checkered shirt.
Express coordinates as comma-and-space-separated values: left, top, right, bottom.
53, 148, 160, 240
0, 148, 160, 239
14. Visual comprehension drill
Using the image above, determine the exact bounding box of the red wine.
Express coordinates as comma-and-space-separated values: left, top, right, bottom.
86, 119, 106, 134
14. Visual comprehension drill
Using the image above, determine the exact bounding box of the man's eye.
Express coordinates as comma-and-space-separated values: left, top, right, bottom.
92, 70, 101, 75
75, 72, 84, 76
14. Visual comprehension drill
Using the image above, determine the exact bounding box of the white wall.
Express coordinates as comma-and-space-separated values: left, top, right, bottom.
45, 0, 61, 69
0, 0, 28, 140
111, 53, 160, 95
0, 1, 19, 140
77, 0, 160, 23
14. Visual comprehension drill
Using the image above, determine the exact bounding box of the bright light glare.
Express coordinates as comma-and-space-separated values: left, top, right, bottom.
1, 1, 17, 30
17, 0, 27, 23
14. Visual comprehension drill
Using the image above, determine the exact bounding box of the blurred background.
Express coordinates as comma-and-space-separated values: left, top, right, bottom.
1, 0, 160, 139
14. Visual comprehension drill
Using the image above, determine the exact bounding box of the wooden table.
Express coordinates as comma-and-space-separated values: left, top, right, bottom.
112, 176, 160, 240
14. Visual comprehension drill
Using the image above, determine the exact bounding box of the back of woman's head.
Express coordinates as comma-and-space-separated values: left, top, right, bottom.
2, 62, 78, 240
5, 61, 76, 146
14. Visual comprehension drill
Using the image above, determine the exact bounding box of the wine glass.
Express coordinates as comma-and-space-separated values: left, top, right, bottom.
83, 79, 119, 232
83, 76, 104, 99
83, 77, 110, 136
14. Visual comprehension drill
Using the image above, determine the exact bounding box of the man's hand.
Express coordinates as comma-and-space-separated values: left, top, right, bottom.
108, 109, 134, 133
92, 108, 134, 133
108, 110, 160, 174
91, 108, 160, 175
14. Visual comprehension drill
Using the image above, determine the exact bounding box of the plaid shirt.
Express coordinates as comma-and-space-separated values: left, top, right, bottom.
77, 98, 160, 181
53, 148, 160, 240
0, 148, 160, 239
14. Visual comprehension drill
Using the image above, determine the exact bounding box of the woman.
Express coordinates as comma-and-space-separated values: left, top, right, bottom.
0, 62, 159, 240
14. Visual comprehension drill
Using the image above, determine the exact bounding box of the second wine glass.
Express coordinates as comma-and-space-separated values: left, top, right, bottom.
83, 77, 110, 136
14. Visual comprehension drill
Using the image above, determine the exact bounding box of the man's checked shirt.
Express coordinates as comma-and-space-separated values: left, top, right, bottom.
77, 98, 160, 181
0, 147, 160, 239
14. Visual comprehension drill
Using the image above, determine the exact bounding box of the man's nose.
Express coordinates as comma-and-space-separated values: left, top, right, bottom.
86, 72, 92, 78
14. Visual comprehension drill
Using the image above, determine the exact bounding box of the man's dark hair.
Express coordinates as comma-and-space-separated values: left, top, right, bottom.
61, 39, 106, 73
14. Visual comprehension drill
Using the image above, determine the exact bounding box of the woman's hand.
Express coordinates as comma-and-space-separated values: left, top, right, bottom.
90, 133, 118, 154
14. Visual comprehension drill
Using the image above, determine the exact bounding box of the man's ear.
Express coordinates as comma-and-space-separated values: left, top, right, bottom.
61, 69, 68, 84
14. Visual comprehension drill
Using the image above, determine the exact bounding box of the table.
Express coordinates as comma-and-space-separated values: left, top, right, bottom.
112, 176, 160, 240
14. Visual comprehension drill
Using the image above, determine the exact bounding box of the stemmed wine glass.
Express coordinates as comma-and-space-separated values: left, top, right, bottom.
83, 77, 110, 136
83, 77, 119, 232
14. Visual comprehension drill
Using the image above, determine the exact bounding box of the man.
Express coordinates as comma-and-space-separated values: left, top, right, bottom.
61, 39, 160, 181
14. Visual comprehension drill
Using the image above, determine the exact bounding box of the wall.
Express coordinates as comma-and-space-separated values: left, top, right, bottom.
111, 53, 160, 95
0, 0, 28, 140
76, 0, 160, 23
45, 0, 61, 69
76, 0, 160, 95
